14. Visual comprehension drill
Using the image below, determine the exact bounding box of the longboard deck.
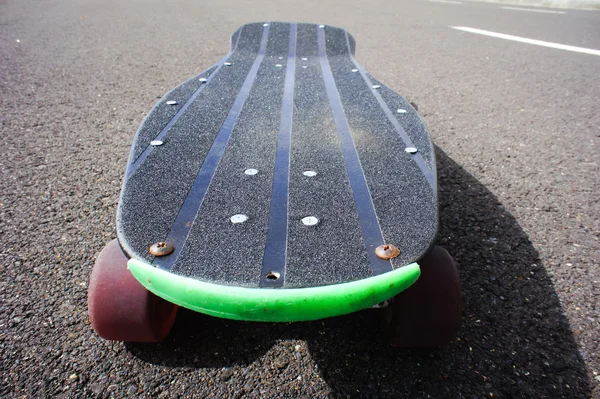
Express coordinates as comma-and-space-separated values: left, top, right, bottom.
117, 22, 437, 294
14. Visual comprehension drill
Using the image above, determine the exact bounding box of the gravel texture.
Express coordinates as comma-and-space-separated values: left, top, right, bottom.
1, 0, 598, 398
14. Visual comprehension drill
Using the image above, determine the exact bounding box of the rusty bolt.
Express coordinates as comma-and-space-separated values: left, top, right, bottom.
375, 244, 400, 260
149, 242, 174, 257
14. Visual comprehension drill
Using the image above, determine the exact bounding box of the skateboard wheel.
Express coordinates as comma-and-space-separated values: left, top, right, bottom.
88, 239, 178, 342
382, 246, 462, 347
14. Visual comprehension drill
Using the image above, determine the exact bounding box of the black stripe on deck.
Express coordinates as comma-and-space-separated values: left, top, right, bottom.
169, 22, 291, 285
317, 27, 392, 276
128, 29, 242, 178
343, 31, 436, 192
128, 30, 245, 174
153, 24, 271, 271
284, 24, 371, 288
128, 66, 217, 164
117, 24, 266, 264
259, 24, 297, 288
326, 26, 438, 267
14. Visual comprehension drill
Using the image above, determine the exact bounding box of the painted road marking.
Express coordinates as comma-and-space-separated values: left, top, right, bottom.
451, 27, 600, 56
429, 0, 462, 4
501, 6, 566, 14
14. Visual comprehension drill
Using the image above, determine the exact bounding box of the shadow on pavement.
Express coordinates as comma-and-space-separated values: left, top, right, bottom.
127, 147, 590, 398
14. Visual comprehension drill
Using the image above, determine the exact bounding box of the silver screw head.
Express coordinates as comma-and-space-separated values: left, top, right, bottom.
150, 140, 164, 146
166, 100, 177, 105
405, 147, 418, 154
244, 168, 258, 175
303, 170, 317, 177
301, 216, 319, 226
230, 214, 248, 224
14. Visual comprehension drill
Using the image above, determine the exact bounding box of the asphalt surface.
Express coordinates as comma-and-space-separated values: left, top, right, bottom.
1, 0, 598, 398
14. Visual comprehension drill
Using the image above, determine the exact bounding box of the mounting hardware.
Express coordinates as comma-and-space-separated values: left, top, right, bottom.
375, 244, 400, 260
149, 242, 174, 257
265, 271, 280, 280
301, 216, 319, 226
230, 214, 248, 224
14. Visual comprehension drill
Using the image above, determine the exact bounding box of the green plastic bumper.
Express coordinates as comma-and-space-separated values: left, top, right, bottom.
127, 259, 421, 322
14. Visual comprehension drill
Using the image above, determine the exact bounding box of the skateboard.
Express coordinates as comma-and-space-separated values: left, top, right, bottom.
88, 22, 462, 346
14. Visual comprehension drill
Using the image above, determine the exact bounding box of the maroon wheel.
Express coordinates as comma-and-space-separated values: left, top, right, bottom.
88, 239, 178, 342
382, 246, 462, 347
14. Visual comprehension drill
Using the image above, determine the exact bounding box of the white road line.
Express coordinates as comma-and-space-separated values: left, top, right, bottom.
501, 6, 566, 14
429, 0, 462, 4
451, 27, 600, 56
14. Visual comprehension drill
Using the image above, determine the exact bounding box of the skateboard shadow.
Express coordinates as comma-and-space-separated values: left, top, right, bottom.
126, 147, 590, 398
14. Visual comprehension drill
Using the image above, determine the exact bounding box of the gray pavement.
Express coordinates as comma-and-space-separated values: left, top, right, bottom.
1, 0, 599, 397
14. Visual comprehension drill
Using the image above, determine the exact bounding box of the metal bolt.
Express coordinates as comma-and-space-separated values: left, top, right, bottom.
199, 78, 207, 83
275, 64, 283, 68
303, 170, 317, 177
263, 23, 269, 27
371, 299, 392, 309
301, 216, 319, 226
149, 242, 174, 257
230, 214, 248, 224
166, 100, 177, 105
150, 140, 164, 146
397, 109, 407, 114
244, 168, 258, 175
351, 69, 358, 72
405, 147, 418, 154
224, 62, 232, 66
372, 85, 381, 89
319, 24, 325, 28
301, 57, 308, 61
265, 271, 280, 280
375, 244, 400, 260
